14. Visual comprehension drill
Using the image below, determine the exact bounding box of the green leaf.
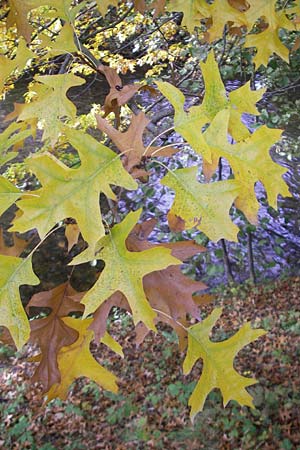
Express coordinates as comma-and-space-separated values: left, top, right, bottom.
45, 317, 118, 401
203, 109, 290, 223
12, 74, 85, 144
156, 52, 266, 163
0, 38, 35, 92
0, 122, 32, 165
183, 307, 266, 420
0, 176, 21, 215
0, 255, 39, 350
161, 166, 240, 242
78, 209, 181, 331
11, 128, 137, 249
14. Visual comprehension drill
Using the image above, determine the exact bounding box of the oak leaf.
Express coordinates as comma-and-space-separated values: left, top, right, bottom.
183, 307, 266, 420
7, 0, 41, 42
205, 0, 248, 42
156, 52, 265, 163
161, 166, 240, 241
76, 209, 181, 331
45, 317, 118, 401
27, 283, 84, 391
10, 73, 85, 145
96, 112, 179, 177
97, 64, 148, 126
0, 255, 39, 350
0, 38, 35, 93
38, 23, 77, 56
203, 109, 290, 223
0, 122, 32, 166
0, 176, 21, 216
245, 0, 297, 67
126, 219, 207, 349
167, 0, 210, 32
11, 128, 137, 249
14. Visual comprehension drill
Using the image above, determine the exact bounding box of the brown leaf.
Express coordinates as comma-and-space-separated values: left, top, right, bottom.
228, 0, 249, 12
27, 283, 84, 391
134, 0, 146, 14
96, 112, 179, 177
0, 228, 29, 257
292, 36, 300, 52
87, 219, 206, 346
127, 220, 207, 348
89, 292, 130, 341
65, 223, 80, 252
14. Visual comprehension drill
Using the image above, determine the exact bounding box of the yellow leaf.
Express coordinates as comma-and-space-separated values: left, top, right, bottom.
78, 209, 181, 331
38, 23, 77, 56
0, 255, 39, 350
7, 0, 41, 41
204, 109, 290, 223
0, 38, 35, 93
245, 0, 297, 67
183, 307, 266, 420
167, 0, 209, 32
45, 317, 118, 401
11, 128, 137, 249
205, 0, 248, 42
157, 52, 266, 163
156, 80, 212, 162
245, 28, 290, 68
0, 122, 31, 166
161, 166, 239, 242
228, 81, 266, 141
12, 73, 85, 145
95, 0, 119, 17
0, 176, 21, 215
101, 332, 124, 358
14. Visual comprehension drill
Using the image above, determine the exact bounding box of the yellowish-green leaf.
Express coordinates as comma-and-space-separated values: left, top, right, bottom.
161, 166, 239, 242
78, 209, 181, 331
0, 255, 39, 350
0, 122, 32, 166
228, 81, 266, 141
0, 38, 35, 93
11, 128, 137, 249
39, 0, 86, 22
204, 109, 290, 223
12, 73, 85, 144
156, 80, 212, 162
95, 0, 119, 17
0, 176, 21, 215
167, 0, 209, 32
101, 332, 124, 358
245, 28, 290, 68
7, 0, 41, 41
205, 0, 248, 42
38, 23, 77, 56
45, 317, 118, 401
183, 307, 266, 420
156, 52, 266, 162
245, 0, 297, 67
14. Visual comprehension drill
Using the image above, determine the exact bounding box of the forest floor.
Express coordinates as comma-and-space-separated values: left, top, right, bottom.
0, 277, 300, 450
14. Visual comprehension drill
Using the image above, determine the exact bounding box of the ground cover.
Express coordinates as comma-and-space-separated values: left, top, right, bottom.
0, 277, 299, 449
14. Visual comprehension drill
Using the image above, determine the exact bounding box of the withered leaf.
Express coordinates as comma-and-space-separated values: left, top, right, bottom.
96, 112, 179, 177
27, 282, 84, 391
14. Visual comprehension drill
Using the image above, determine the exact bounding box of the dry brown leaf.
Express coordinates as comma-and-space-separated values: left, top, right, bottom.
65, 223, 80, 252
96, 112, 179, 177
27, 282, 84, 391
0, 228, 29, 257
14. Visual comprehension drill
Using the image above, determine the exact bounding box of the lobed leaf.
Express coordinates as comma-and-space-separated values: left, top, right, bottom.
183, 307, 266, 421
